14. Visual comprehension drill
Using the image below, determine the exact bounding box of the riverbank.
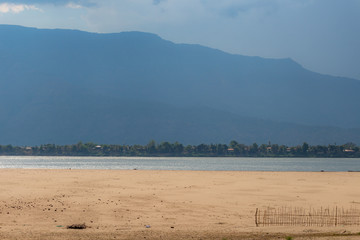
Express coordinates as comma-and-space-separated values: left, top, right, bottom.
0, 169, 359, 239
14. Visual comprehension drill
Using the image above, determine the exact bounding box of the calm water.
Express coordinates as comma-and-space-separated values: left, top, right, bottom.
0, 156, 359, 172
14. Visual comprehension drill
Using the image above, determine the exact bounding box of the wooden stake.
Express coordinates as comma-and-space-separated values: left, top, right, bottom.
255, 208, 258, 227
335, 206, 338, 227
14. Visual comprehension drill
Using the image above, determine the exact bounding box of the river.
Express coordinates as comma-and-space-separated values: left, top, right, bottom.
0, 156, 360, 171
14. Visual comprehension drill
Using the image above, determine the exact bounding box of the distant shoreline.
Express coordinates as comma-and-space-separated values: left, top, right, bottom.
1, 141, 359, 158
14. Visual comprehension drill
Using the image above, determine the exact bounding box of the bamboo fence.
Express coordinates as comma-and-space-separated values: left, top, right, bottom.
255, 206, 360, 227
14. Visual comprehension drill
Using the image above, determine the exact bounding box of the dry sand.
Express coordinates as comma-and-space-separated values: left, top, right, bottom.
0, 169, 359, 239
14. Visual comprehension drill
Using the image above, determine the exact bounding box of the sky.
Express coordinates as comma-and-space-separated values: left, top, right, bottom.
0, 0, 359, 80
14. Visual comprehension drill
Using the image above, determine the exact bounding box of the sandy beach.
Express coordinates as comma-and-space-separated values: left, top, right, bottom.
0, 169, 359, 239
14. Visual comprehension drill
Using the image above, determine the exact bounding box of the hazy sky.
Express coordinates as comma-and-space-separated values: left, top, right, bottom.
1, 0, 359, 80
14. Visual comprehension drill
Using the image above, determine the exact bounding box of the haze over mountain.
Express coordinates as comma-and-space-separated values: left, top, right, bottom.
1, 25, 360, 146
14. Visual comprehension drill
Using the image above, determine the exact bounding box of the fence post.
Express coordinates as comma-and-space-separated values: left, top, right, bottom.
255, 208, 259, 227
335, 206, 338, 227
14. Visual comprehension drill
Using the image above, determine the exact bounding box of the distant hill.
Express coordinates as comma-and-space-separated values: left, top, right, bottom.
1, 25, 359, 146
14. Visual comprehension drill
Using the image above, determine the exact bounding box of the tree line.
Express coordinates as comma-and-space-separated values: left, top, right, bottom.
0, 141, 359, 157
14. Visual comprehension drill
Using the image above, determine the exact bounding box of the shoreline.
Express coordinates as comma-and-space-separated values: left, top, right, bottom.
0, 168, 360, 173
0, 169, 359, 239
1, 154, 360, 158
1, 156, 360, 172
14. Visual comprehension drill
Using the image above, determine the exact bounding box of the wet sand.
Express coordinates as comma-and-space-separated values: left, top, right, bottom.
0, 169, 359, 239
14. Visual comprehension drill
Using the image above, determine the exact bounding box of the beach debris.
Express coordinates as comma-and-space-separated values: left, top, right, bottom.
67, 223, 87, 229
145, 225, 151, 228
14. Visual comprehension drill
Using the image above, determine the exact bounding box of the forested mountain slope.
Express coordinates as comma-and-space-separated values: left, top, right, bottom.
1, 25, 359, 145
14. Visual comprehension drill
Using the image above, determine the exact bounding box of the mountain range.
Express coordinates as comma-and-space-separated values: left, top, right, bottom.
1, 24, 360, 146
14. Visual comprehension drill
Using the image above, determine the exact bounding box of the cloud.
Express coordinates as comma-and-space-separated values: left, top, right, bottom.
0, 3, 39, 13
0, 0, 95, 7
66, 2, 83, 9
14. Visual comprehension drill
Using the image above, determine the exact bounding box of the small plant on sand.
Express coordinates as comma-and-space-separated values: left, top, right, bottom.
285, 237, 293, 240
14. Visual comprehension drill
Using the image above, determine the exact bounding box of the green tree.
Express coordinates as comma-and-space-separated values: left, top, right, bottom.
302, 142, 309, 153
146, 140, 157, 154
250, 143, 258, 154
158, 142, 173, 153
173, 142, 184, 154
